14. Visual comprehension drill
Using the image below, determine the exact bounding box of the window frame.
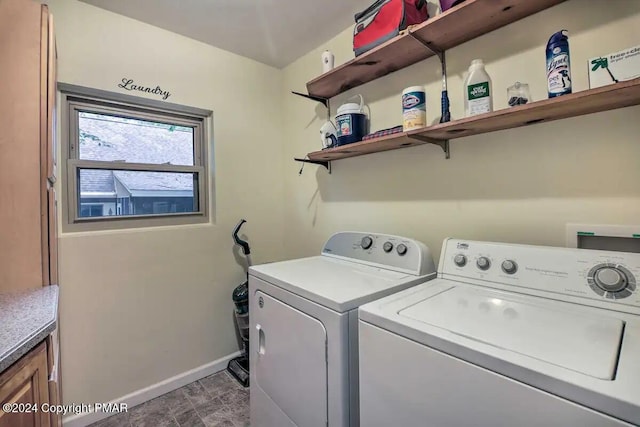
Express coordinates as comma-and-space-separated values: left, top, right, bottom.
59, 84, 212, 232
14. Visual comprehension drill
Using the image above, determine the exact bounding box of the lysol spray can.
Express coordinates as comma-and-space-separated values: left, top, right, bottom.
546, 30, 572, 97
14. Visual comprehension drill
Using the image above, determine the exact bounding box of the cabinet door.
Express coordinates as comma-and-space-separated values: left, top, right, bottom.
0, 342, 51, 427
46, 332, 61, 427
40, 8, 57, 287
0, 0, 46, 291
46, 12, 57, 184
47, 186, 58, 285
39, 5, 52, 287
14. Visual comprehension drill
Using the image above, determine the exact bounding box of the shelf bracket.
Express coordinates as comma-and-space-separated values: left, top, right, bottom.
406, 31, 451, 123
409, 135, 450, 159
292, 91, 331, 121
406, 30, 443, 60
291, 91, 330, 110
294, 157, 331, 174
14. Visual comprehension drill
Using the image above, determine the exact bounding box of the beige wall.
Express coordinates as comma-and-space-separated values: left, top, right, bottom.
47, 0, 286, 405
46, 0, 640, 412
282, 0, 640, 261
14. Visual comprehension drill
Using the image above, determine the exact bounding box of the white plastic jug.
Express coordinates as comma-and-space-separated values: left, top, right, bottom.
463, 59, 493, 117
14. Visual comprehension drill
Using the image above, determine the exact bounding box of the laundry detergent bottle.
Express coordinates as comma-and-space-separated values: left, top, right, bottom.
464, 59, 493, 117
546, 30, 572, 97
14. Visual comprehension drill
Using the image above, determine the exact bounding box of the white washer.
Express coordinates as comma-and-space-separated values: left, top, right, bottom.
248, 232, 436, 427
359, 238, 640, 427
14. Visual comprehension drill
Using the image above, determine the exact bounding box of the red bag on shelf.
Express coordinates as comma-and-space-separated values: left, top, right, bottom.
353, 0, 429, 57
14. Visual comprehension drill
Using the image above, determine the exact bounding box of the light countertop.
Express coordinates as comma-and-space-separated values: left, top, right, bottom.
0, 285, 58, 373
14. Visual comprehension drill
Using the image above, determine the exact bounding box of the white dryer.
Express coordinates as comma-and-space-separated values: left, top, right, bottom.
248, 232, 436, 427
359, 239, 640, 427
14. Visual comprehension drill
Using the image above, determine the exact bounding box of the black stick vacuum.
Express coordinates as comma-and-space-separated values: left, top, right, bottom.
227, 219, 251, 387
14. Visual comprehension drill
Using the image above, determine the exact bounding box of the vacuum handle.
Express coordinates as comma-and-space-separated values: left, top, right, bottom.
440, 90, 451, 123
233, 219, 251, 255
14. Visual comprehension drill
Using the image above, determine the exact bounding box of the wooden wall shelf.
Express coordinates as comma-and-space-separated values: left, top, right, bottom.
308, 132, 418, 161
307, 79, 640, 162
306, 0, 566, 99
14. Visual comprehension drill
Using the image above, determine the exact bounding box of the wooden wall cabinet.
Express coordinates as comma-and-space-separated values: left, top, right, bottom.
0, 342, 52, 427
0, 0, 58, 291
0, 2, 61, 425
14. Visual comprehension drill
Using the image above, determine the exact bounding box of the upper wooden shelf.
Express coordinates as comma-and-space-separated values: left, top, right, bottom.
306, 0, 565, 99
307, 79, 640, 162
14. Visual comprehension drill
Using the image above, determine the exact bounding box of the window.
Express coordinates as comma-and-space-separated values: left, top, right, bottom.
60, 84, 211, 231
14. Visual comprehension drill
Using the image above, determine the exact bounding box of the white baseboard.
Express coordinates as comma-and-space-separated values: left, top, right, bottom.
62, 351, 241, 427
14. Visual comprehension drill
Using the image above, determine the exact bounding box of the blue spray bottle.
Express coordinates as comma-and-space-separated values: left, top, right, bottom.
546, 30, 572, 98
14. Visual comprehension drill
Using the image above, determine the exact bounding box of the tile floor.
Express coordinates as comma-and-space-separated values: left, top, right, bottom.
89, 371, 249, 427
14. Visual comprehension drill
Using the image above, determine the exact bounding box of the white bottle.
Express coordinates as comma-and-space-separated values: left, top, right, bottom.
464, 59, 493, 117
322, 50, 334, 74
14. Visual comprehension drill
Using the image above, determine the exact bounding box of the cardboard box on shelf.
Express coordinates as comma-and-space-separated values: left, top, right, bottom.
589, 45, 640, 89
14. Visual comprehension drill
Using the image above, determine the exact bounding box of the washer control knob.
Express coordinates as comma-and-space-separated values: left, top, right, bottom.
477, 257, 491, 271
361, 236, 373, 250
594, 267, 627, 293
501, 260, 518, 275
454, 254, 467, 267
383, 242, 394, 253
396, 243, 408, 256
587, 264, 636, 299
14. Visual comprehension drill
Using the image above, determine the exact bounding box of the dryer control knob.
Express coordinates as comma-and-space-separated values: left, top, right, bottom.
594, 267, 627, 293
361, 236, 373, 250
454, 254, 467, 267
383, 242, 394, 253
396, 244, 408, 256
501, 260, 518, 274
477, 257, 491, 271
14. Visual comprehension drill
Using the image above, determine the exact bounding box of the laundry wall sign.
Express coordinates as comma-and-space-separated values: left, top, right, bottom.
118, 78, 172, 100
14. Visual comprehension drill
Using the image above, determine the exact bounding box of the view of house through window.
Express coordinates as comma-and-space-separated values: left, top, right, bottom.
78, 168, 197, 217
77, 113, 198, 218
64, 93, 208, 228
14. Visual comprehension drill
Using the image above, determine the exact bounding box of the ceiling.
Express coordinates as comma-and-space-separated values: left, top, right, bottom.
79, 0, 374, 68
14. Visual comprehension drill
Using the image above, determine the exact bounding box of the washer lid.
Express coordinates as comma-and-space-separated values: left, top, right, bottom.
250, 256, 423, 312
398, 286, 624, 380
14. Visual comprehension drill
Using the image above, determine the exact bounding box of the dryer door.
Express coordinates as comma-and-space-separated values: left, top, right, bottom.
253, 291, 328, 427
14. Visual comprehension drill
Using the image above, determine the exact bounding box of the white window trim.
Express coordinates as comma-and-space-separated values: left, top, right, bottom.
59, 83, 213, 232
